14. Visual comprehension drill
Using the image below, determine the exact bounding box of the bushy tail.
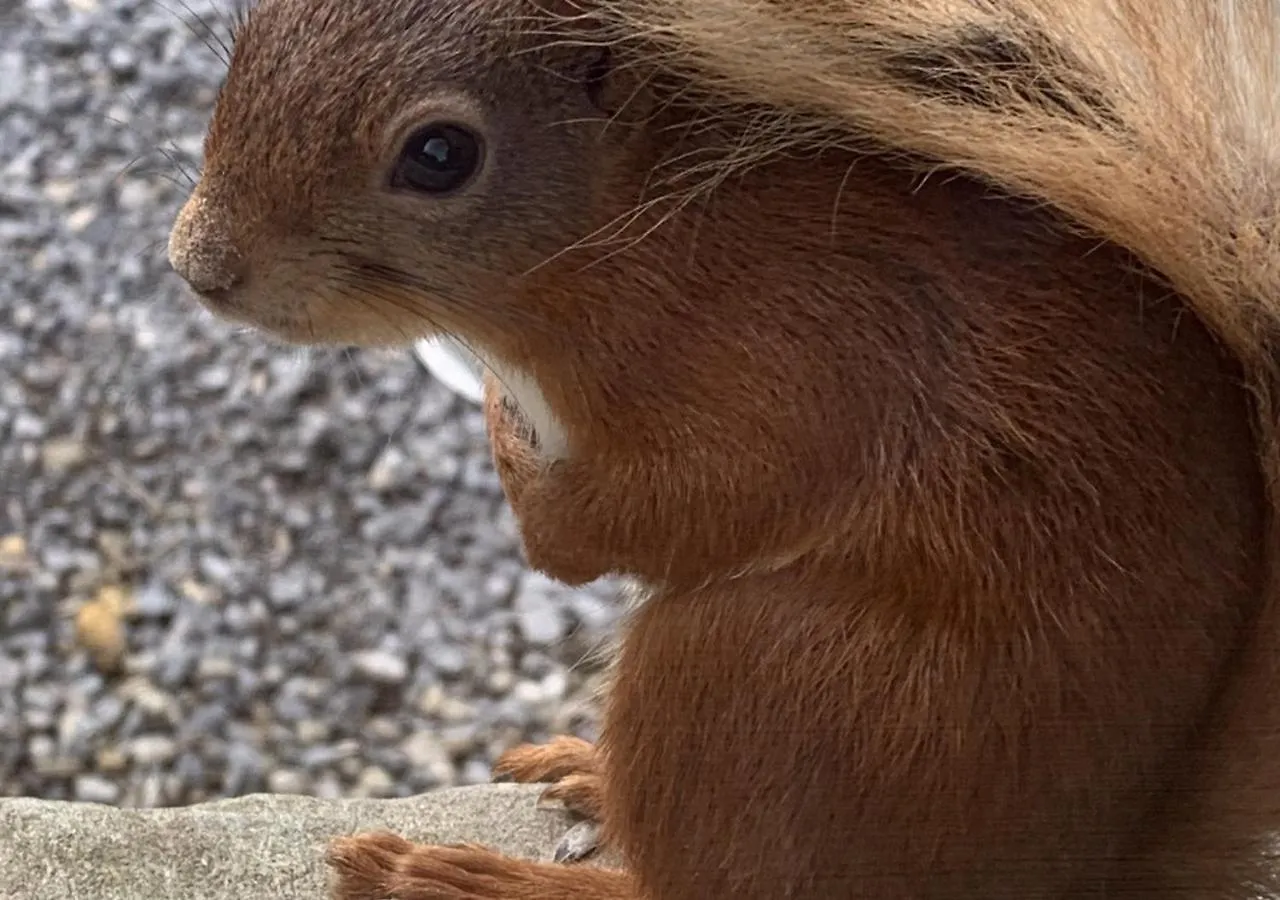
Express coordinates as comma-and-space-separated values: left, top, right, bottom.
590, 0, 1280, 376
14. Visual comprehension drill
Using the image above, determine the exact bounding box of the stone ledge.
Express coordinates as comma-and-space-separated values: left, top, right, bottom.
0, 783, 618, 900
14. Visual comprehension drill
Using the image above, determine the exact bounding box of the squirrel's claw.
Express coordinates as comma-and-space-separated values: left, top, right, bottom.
554, 820, 604, 864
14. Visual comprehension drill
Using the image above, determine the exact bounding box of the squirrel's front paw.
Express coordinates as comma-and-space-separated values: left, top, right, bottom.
494, 736, 607, 863
483, 376, 616, 585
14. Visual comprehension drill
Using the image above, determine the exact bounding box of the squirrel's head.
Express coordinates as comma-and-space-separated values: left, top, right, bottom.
168, 0, 649, 356
166, 0, 931, 473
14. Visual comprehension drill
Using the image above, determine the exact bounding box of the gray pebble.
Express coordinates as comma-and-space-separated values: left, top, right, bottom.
196, 657, 237, 681
350, 649, 410, 685
0, 655, 22, 691
461, 758, 493, 785
513, 573, 568, 646
221, 743, 265, 795
134, 579, 177, 617
74, 774, 121, 804
267, 565, 311, 609
127, 735, 177, 766
429, 642, 469, 678
266, 768, 310, 795
354, 765, 395, 798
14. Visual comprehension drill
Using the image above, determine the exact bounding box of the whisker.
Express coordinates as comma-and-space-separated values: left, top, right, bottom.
521, 188, 683, 276
157, 142, 200, 187
101, 113, 200, 192
342, 348, 367, 391
151, 0, 230, 66
227, 0, 254, 40
111, 150, 164, 185
133, 236, 172, 264
575, 187, 705, 272
121, 166, 193, 194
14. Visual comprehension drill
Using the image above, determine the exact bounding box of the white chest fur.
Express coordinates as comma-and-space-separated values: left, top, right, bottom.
473, 350, 570, 460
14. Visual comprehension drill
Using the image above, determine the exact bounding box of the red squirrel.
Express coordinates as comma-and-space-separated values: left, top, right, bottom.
167, 0, 1280, 896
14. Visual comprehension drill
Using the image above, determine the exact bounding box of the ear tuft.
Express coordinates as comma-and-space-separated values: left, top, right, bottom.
584, 47, 614, 112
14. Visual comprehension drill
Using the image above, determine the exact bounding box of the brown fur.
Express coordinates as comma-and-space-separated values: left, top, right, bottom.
168, 0, 1280, 897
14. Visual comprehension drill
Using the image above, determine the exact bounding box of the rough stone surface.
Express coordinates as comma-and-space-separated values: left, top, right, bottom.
1, 0, 622, 808
0, 784, 624, 900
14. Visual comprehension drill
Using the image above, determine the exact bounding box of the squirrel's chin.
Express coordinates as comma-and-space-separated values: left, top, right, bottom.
198, 301, 429, 351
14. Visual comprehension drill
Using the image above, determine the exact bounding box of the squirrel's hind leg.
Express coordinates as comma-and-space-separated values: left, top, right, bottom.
326, 832, 637, 900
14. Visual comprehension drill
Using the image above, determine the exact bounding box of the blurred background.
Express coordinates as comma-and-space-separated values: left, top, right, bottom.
0, 0, 619, 808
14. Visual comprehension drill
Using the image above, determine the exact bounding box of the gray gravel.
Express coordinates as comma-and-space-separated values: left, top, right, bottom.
1, 0, 620, 807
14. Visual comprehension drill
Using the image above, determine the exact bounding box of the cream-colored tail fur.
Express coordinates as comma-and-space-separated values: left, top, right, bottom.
594, 0, 1280, 377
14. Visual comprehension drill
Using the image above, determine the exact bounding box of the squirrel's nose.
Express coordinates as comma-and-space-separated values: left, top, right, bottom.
168, 192, 248, 296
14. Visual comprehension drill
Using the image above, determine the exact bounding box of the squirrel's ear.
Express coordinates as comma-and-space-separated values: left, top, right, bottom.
573, 42, 653, 120
581, 46, 617, 114
529, 0, 640, 117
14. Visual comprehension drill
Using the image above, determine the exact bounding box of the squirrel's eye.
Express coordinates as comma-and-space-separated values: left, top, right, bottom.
391, 123, 483, 194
